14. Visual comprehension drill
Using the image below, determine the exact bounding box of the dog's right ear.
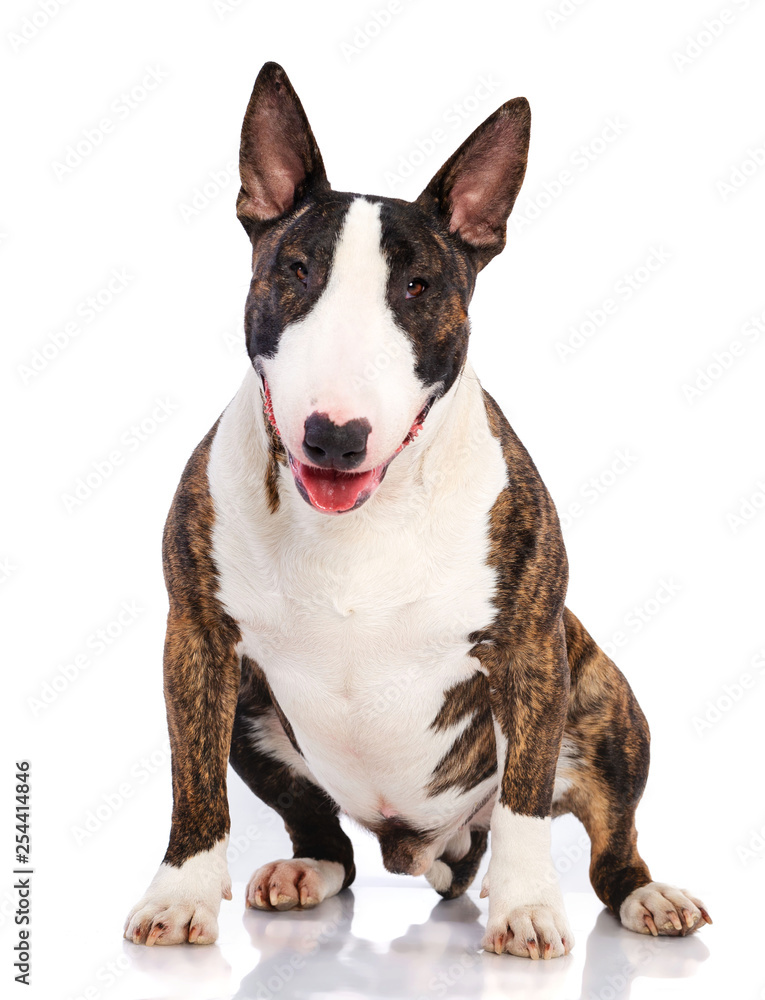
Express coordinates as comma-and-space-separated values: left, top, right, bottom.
237, 62, 329, 236
415, 98, 531, 270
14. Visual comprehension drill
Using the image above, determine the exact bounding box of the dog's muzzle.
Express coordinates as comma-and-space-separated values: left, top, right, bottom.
260, 376, 433, 514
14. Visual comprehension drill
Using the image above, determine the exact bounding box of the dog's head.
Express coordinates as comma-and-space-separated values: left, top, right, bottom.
237, 62, 530, 514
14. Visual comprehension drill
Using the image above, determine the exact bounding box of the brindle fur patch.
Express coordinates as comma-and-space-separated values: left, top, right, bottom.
240, 655, 302, 756
470, 390, 570, 819
243, 195, 353, 362
161, 424, 242, 867
558, 608, 652, 913
261, 399, 286, 514
427, 674, 496, 796
379, 198, 475, 394
369, 820, 438, 877
418, 390, 653, 915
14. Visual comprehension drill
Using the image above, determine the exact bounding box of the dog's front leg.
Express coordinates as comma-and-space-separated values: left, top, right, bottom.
480, 622, 572, 959
124, 613, 240, 945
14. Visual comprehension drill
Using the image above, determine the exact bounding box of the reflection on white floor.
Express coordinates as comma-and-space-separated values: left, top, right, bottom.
100, 806, 728, 1000
45, 793, 733, 1000
117, 883, 712, 1000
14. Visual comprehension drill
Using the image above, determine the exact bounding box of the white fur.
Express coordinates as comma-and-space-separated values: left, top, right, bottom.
425, 860, 453, 893
443, 825, 472, 861
481, 720, 574, 957
262, 197, 432, 470
246, 858, 345, 910
620, 881, 707, 935
124, 838, 231, 946
491, 716, 508, 775
481, 809, 573, 958
482, 811, 560, 906
552, 736, 580, 802
246, 710, 318, 786
208, 360, 506, 840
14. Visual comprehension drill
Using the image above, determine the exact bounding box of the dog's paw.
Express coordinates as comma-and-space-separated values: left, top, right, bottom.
425, 860, 454, 894
125, 896, 221, 946
482, 902, 574, 959
245, 858, 345, 911
619, 881, 712, 937
479, 818, 573, 959
124, 843, 232, 946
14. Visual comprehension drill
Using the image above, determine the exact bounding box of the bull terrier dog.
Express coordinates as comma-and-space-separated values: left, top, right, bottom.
125, 62, 711, 958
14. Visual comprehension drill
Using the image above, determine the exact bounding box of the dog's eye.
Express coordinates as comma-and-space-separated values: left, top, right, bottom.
291, 262, 309, 286
406, 278, 428, 299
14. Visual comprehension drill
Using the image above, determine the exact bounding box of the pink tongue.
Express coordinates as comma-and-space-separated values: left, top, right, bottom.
297, 461, 377, 512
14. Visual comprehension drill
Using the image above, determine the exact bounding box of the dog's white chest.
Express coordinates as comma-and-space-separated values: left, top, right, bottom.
207, 367, 507, 829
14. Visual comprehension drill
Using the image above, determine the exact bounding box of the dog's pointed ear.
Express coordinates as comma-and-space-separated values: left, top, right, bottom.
237, 62, 329, 234
416, 98, 531, 269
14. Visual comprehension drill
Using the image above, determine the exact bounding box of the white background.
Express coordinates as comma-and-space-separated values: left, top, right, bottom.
2, 0, 764, 998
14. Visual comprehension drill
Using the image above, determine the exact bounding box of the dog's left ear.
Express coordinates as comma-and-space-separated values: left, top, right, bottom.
237, 61, 329, 235
416, 98, 530, 269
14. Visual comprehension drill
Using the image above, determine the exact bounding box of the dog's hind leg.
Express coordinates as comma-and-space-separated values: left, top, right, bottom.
426, 829, 488, 900
559, 609, 712, 937
229, 657, 355, 911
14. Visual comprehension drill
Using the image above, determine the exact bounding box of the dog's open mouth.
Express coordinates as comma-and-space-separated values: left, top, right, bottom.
288, 455, 388, 513
262, 378, 432, 514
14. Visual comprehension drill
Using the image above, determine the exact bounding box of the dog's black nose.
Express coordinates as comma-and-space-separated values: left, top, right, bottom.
303, 412, 371, 470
